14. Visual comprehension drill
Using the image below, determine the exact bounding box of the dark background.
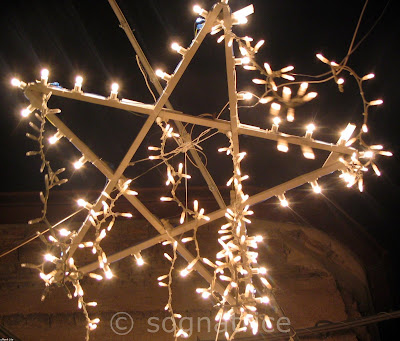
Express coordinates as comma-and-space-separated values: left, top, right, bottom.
0, 0, 399, 339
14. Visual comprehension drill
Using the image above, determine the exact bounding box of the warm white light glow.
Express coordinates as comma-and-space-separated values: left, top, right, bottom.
306, 123, 316, 133
282, 87, 291, 101
305, 123, 316, 138
74, 156, 86, 169
316, 53, 329, 64
235, 57, 250, 65
238, 92, 253, 100
339, 124, 356, 143
361, 73, 375, 81
111, 83, 119, 93
77, 199, 88, 207
364, 151, 374, 158
21, 108, 31, 118
155, 69, 171, 81
59, 228, 71, 237
270, 102, 281, 115
44, 253, 56, 262
49, 131, 63, 145
278, 194, 288, 207
259, 96, 272, 104
280, 65, 294, 73
11, 78, 21, 87
41, 68, 49, 81
369, 99, 383, 106
105, 270, 113, 279
303, 92, 318, 101
171, 42, 187, 55
134, 253, 144, 266
232, 5, 254, 21
277, 140, 288, 153
273, 117, 281, 125
271, 116, 280, 132
286, 108, 295, 122
298, 82, 308, 96
75, 76, 83, 86
302, 145, 315, 159
252, 78, 267, 84
310, 180, 321, 193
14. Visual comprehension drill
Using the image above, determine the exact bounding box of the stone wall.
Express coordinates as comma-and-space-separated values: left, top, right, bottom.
0, 215, 369, 340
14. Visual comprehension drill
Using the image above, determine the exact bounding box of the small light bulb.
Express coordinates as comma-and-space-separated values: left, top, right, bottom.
277, 140, 289, 153
316, 54, 329, 64
252, 78, 267, 85
171, 42, 187, 55
111, 83, 119, 93
74, 156, 86, 169
302, 145, 315, 159
286, 108, 295, 122
243, 92, 252, 100
75, 76, 83, 86
280, 65, 294, 73
365, 151, 374, 158
234, 57, 250, 65
237, 92, 253, 100
21, 108, 31, 118
193, 5, 208, 17
270, 102, 281, 116
109, 83, 119, 100
271, 116, 280, 133
77, 199, 88, 207
310, 181, 322, 193
59, 228, 71, 237
134, 253, 144, 266
305, 123, 316, 138
361, 73, 375, 81
155, 69, 171, 81
44, 253, 56, 262
259, 267, 267, 275
369, 99, 383, 106
303, 92, 318, 101
40, 69, 49, 84
278, 194, 288, 207
74, 75, 83, 92
307, 123, 315, 132
105, 269, 113, 279
273, 117, 281, 125
259, 96, 273, 104
370, 145, 383, 150
11, 78, 21, 87
298, 82, 309, 96
193, 5, 202, 13
48, 136, 58, 144
282, 87, 291, 102
255, 235, 263, 242
48, 131, 63, 145
339, 124, 356, 143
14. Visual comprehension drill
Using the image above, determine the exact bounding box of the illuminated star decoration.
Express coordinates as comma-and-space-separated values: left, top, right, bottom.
10, 1, 392, 340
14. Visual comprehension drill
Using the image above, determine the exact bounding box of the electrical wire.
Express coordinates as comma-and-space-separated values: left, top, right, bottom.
0, 207, 85, 259
136, 54, 157, 102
